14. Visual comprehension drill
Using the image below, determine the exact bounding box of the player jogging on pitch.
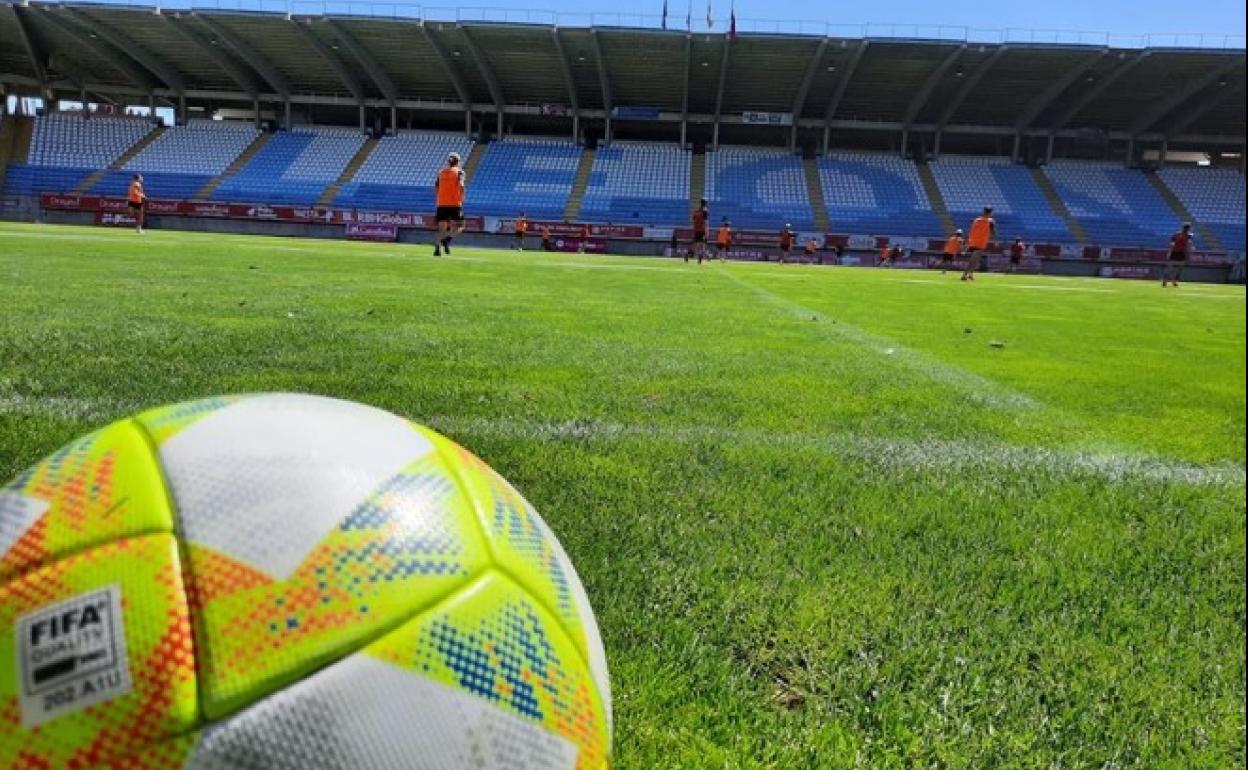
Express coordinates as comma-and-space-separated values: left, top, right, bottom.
778, 225, 795, 264
433, 152, 466, 257
689, 199, 710, 264
1163, 222, 1194, 287
1008, 237, 1025, 273
513, 212, 528, 251
963, 206, 996, 281
127, 173, 147, 234
940, 229, 963, 273
716, 220, 732, 261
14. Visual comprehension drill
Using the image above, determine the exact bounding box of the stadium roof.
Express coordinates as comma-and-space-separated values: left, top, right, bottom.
1, 2, 1244, 150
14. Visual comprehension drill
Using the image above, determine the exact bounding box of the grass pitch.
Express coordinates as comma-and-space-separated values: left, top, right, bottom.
1, 221, 1245, 769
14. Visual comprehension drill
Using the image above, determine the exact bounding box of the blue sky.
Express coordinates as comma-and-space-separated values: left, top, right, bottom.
460, 0, 1246, 40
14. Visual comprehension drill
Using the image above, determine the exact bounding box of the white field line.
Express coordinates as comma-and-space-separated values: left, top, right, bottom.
718, 268, 1042, 411
996, 283, 1116, 293
0, 393, 141, 423
428, 414, 1246, 488
2, 393, 1240, 487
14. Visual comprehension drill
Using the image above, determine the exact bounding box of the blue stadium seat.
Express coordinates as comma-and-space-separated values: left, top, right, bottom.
930, 155, 1073, 242
1158, 166, 1246, 253
1, 164, 95, 196
705, 146, 814, 230
466, 138, 580, 220
26, 113, 154, 169
334, 131, 474, 211
818, 151, 942, 237
213, 126, 366, 205
580, 142, 690, 225
1043, 160, 1177, 247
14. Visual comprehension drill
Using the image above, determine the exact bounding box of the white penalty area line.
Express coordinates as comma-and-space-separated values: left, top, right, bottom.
718, 269, 1042, 412
429, 414, 1246, 489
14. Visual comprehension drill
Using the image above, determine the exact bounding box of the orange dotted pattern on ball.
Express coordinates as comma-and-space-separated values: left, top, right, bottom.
0, 536, 198, 769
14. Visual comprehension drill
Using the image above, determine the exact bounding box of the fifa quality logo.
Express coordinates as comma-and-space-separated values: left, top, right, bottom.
15, 585, 133, 726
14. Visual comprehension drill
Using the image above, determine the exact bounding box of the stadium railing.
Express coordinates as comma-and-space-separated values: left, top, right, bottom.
20, 0, 1246, 48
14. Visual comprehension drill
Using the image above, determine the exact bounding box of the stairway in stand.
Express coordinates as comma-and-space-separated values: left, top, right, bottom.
194, 132, 272, 201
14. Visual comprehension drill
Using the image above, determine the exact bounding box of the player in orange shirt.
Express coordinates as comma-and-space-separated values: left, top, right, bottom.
127, 173, 147, 234
1163, 223, 1194, 287
689, 199, 710, 264
963, 206, 996, 281
939, 229, 963, 273
803, 237, 818, 263
778, 224, 795, 264
715, 220, 732, 261
433, 152, 466, 257
513, 212, 528, 251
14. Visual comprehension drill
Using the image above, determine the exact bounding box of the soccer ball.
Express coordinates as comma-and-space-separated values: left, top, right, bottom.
0, 394, 611, 769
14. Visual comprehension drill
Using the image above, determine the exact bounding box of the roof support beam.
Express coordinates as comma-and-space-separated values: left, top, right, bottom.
789, 38, 828, 151
60, 7, 185, 95
1048, 50, 1150, 134
6, 5, 49, 98
902, 44, 964, 134
163, 15, 259, 100
933, 45, 1007, 156
194, 14, 289, 102
1130, 58, 1243, 136
36, 8, 157, 92
326, 20, 397, 108
1012, 50, 1106, 160
1164, 77, 1243, 139
550, 28, 580, 142
589, 29, 613, 143
680, 32, 692, 147
902, 45, 965, 157
288, 19, 366, 109
458, 25, 505, 137
822, 39, 868, 155
420, 22, 473, 137
712, 36, 731, 149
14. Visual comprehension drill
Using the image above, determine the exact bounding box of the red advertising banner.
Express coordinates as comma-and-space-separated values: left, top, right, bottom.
345, 222, 398, 241
41, 193, 485, 232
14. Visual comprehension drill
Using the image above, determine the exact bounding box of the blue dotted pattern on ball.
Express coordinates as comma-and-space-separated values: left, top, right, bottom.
336, 470, 467, 587
489, 480, 573, 614
423, 600, 571, 722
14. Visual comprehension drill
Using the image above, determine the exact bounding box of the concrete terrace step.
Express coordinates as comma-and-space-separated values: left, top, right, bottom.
463, 142, 487, 184
1032, 166, 1087, 243
563, 147, 595, 220
76, 125, 165, 193
317, 137, 378, 207
194, 132, 272, 201
1146, 171, 1224, 252
803, 157, 829, 233
916, 161, 955, 235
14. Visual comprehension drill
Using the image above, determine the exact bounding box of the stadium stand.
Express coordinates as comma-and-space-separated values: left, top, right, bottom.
88, 119, 260, 200
705, 146, 815, 230
1043, 160, 1177, 247
1158, 166, 1246, 252
2, 113, 153, 197
465, 138, 581, 220
212, 126, 366, 205
27, 113, 153, 169
929, 155, 1073, 243
579, 142, 691, 225
333, 131, 475, 211
817, 151, 943, 237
